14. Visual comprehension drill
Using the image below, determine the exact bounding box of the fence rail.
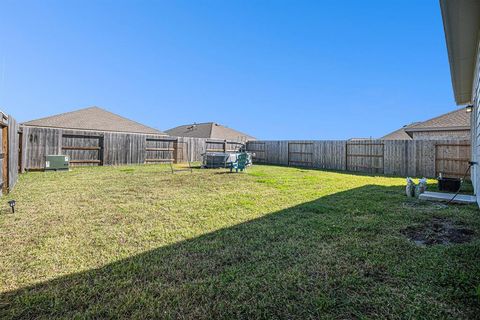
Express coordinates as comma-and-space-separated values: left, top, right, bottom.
246, 139, 471, 179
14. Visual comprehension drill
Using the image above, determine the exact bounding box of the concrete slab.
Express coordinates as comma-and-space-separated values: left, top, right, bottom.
419, 191, 476, 204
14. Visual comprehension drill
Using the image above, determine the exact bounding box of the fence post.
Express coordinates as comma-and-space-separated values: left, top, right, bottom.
100, 135, 105, 166
344, 141, 348, 171
173, 138, 180, 164
382, 141, 385, 174
2, 121, 8, 195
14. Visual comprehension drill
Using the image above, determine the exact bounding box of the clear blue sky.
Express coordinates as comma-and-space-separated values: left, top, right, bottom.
0, 0, 456, 140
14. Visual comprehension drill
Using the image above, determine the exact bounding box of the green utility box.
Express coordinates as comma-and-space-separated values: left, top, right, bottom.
45, 155, 70, 171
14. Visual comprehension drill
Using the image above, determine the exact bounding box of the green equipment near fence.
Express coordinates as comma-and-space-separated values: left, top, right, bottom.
45, 155, 69, 171
202, 151, 252, 172
229, 152, 249, 173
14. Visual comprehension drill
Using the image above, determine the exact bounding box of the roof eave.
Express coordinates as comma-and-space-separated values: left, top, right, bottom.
405, 125, 470, 133
440, 0, 480, 106
21, 123, 167, 136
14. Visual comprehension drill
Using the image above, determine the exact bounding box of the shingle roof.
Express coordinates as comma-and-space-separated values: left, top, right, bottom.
381, 108, 470, 140
381, 123, 419, 140
22, 106, 165, 135
404, 108, 470, 133
165, 122, 255, 142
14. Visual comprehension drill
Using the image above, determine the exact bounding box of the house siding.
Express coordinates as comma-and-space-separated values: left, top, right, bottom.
472, 40, 480, 205
411, 130, 470, 140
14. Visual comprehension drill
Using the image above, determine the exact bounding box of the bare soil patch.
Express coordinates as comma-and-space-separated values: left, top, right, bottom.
402, 217, 474, 246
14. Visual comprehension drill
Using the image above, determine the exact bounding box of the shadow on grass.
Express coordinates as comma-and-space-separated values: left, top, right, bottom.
214, 171, 246, 175
1, 185, 479, 319
256, 164, 475, 190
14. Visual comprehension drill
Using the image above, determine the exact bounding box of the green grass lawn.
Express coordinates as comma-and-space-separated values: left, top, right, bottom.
0, 164, 479, 319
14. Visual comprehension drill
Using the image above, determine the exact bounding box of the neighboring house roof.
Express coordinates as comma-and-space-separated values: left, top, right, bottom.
404, 108, 470, 136
440, 0, 480, 105
381, 122, 420, 140
22, 106, 165, 135
348, 138, 374, 141
165, 122, 255, 141
381, 108, 470, 140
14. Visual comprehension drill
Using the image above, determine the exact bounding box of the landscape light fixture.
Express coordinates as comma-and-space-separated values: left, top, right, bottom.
8, 200, 16, 213
466, 105, 473, 113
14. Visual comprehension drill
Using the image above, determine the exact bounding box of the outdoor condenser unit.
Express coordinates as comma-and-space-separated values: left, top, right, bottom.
202, 152, 229, 168
45, 155, 69, 171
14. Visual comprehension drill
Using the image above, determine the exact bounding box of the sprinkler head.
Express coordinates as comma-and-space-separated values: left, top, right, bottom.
8, 200, 15, 213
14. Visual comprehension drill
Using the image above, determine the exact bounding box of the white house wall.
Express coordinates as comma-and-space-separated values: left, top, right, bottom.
473, 40, 480, 205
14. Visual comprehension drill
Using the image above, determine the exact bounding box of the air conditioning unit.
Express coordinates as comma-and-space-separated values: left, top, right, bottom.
45, 155, 69, 171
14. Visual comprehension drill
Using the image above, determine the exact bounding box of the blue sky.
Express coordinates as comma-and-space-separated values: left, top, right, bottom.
0, 0, 456, 140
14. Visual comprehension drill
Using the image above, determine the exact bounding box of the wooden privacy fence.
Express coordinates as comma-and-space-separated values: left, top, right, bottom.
246, 139, 471, 179
247, 141, 266, 163
0, 111, 20, 195
288, 142, 313, 167
434, 142, 471, 178
62, 133, 104, 166
20, 126, 246, 171
145, 137, 175, 164
205, 140, 244, 153
346, 140, 384, 174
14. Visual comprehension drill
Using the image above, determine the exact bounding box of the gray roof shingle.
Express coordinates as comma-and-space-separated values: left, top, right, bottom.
381, 123, 419, 140
22, 106, 166, 135
165, 122, 255, 142
404, 108, 470, 133
381, 108, 470, 140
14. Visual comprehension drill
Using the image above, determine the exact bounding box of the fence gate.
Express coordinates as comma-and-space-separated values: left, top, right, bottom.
62, 134, 104, 166
247, 141, 266, 163
435, 142, 471, 179
288, 142, 313, 167
145, 138, 175, 164
346, 140, 384, 174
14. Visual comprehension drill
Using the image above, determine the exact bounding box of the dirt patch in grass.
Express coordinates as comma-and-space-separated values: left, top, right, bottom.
402, 217, 475, 246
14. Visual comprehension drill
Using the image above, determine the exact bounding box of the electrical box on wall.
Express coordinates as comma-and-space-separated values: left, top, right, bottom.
45, 155, 69, 171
